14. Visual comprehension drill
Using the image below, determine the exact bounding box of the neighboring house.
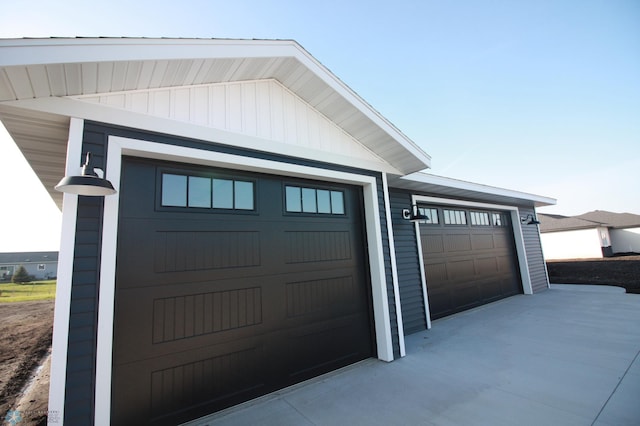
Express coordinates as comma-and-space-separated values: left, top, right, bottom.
0, 251, 58, 281
0, 38, 555, 426
539, 210, 640, 260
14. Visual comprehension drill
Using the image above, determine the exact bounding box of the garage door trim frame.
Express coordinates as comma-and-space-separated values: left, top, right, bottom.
94, 135, 394, 425
411, 194, 533, 327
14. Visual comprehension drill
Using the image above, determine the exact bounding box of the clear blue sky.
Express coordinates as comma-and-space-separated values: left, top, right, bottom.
0, 0, 639, 251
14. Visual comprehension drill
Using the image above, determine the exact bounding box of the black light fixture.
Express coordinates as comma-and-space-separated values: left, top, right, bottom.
55, 152, 117, 196
520, 214, 540, 225
402, 205, 429, 222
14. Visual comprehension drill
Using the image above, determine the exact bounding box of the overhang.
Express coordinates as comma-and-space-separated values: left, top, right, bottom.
0, 38, 432, 209
389, 172, 556, 208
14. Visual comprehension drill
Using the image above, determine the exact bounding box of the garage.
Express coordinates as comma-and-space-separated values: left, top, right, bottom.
418, 205, 522, 319
111, 157, 374, 425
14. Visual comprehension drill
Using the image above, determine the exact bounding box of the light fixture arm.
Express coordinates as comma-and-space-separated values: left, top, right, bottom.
54, 151, 117, 197
520, 214, 540, 225
402, 205, 429, 222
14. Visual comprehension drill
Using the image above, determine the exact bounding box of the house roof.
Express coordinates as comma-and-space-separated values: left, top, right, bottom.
575, 210, 640, 229
537, 214, 602, 232
389, 172, 556, 207
0, 37, 432, 209
0, 251, 59, 264
538, 210, 640, 232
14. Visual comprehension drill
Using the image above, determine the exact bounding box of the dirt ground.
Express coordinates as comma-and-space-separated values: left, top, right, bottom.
0, 300, 53, 426
546, 255, 640, 293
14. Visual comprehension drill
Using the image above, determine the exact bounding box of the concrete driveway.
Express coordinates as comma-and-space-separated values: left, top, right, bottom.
185, 285, 640, 426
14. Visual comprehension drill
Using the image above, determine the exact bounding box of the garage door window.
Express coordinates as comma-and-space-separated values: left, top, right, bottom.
285, 185, 345, 215
492, 212, 508, 227
470, 211, 490, 226
443, 209, 467, 225
161, 173, 254, 210
417, 207, 439, 224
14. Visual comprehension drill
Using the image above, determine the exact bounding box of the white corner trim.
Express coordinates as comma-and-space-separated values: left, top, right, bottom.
94, 135, 394, 424
410, 195, 535, 328
48, 117, 84, 425
382, 173, 406, 357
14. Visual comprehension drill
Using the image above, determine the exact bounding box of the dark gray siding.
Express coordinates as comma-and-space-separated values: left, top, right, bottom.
519, 206, 550, 293
62, 121, 401, 424
64, 129, 107, 425
389, 189, 427, 335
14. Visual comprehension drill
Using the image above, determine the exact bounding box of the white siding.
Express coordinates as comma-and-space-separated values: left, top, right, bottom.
73, 79, 386, 166
611, 227, 640, 254
540, 228, 604, 260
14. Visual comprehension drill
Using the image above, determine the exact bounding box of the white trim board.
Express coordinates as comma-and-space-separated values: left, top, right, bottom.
411, 195, 534, 327
47, 117, 85, 423
94, 135, 395, 425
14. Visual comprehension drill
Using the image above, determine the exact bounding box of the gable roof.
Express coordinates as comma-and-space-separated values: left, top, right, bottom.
0, 251, 59, 264
0, 37, 432, 208
539, 210, 640, 232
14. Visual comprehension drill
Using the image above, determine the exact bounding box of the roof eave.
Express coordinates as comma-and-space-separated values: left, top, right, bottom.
391, 172, 557, 207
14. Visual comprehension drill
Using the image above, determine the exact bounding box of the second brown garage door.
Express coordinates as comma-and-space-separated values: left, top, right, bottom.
419, 205, 522, 320
111, 157, 374, 425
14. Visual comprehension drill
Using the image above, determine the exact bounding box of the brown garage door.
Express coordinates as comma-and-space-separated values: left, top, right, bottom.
111, 157, 374, 425
419, 206, 521, 320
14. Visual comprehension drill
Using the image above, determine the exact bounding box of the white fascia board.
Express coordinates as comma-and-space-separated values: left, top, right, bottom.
292, 44, 431, 168
401, 172, 557, 206
1, 96, 403, 175
0, 38, 300, 66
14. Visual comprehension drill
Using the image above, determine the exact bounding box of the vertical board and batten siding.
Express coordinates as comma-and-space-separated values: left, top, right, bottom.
64, 129, 107, 425
75, 80, 385, 164
62, 122, 400, 425
518, 206, 549, 293
388, 189, 427, 335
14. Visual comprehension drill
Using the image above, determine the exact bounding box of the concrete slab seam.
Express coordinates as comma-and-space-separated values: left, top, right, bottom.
591, 348, 640, 426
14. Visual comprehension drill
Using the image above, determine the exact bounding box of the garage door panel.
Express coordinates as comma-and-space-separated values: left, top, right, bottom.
444, 233, 472, 252
153, 230, 262, 273
114, 292, 269, 364
452, 284, 481, 310
423, 234, 445, 254
285, 318, 370, 380
476, 257, 499, 275
448, 259, 475, 281
113, 341, 268, 426
285, 275, 357, 318
472, 233, 495, 250
424, 262, 448, 284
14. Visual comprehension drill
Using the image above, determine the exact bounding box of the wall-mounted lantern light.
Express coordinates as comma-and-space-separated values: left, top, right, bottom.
55, 152, 117, 196
520, 214, 540, 225
402, 205, 429, 222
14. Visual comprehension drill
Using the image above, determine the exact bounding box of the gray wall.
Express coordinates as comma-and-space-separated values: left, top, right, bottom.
518, 206, 550, 293
389, 189, 427, 335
